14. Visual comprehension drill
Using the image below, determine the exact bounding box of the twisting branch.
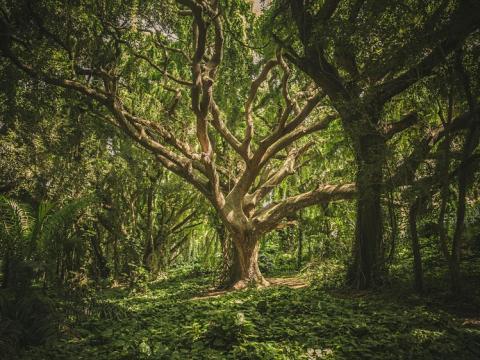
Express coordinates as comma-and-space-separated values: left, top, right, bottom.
373, 0, 480, 104
276, 49, 300, 127
177, 0, 225, 208
122, 43, 193, 87
258, 111, 335, 168
388, 109, 479, 188
120, 112, 204, 171
241, 59, 279, 156
108, 100, 192, 170
210, 99, 244, 156
228, 93, 332, 203
246, 142, 314, 207
155, 155, 211, 200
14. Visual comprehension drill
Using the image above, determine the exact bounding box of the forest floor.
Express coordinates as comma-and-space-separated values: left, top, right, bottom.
19, 271, 480, 360
191, 276, 308, 300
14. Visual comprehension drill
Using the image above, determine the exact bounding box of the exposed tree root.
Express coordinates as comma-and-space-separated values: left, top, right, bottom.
191, 276, 306, 300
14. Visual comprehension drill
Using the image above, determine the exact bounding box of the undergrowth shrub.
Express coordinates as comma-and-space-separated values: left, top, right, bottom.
184, 261, 215, 278
0, 290, 58, 359
232, 341, 289, 359
302, 259, 346, 288
258, 252, 274, 274
203, 311, 256, 350
127, 264, 150, 294
57, 269, 128, 325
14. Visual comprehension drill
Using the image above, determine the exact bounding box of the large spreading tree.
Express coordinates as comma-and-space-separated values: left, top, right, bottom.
0, 0, 358, 288
2, 0, 478, 290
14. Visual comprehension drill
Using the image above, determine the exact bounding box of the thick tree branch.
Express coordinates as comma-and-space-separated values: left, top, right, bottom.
177, 0, 225, 208
387, 109, 479, 188
155, 155, 212, 202
241, 59, 279, 156
383, 112, 418, 139
210, 99, 244, 157
228, 97, 333, 204
246, 142, 314, 207
315, 0, 341, 23
259, 113, 336, 168
254, 183, 356, 234
373, 1, 480, 104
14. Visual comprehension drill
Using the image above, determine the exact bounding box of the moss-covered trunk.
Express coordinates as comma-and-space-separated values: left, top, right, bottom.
347, 132, 386, 289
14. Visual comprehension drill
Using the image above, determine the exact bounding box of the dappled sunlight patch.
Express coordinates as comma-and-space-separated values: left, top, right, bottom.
410, 328, 445, 343
307, 347, 334, 359
462, 318, 480, 327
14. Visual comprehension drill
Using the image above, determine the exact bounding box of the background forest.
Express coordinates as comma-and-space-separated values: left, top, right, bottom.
0, 0, 479, 359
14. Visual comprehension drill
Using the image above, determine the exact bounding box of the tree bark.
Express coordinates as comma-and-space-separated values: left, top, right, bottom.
216, 222, 241, 288
386, 190, 398, 264
409, 197, 424, 293
90, 225, 110, 280
347, 133, 386, 289
229, 231, 269, 289
449, 51, 480, 294
142, 185, 154, 270
1, 249, 10, 288
297, 223, 303, 270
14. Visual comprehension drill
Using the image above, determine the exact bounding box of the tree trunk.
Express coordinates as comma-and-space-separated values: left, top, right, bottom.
297, 223, 303, 270
221, 244, 242, 289
212, 220, 238, 288
143, 186, 154, 270
229, 231, 269, 289
450, 167, 469, 294
113, 234, 119, 280
347, 133, 386, 289
409, 198, 424, 293
1, 250, 10, 288
450, 50, 480, 295
91, 225, 110, 280
386, 190, 398, 264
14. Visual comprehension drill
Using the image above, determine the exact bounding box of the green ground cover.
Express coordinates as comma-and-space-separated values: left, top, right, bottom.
18, 270, 480, 360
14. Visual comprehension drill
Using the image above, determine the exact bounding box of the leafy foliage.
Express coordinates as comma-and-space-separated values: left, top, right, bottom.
0, 0, 479, 359
14, 271, 480, 360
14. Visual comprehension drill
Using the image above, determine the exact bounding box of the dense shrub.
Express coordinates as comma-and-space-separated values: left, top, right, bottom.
204, 311, 256, 350
0, 290, 58, 359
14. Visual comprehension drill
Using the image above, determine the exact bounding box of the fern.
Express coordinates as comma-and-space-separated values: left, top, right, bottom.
26, 201, 54, 257
0, 195, 32, 249
37, 195, 95, 254
0, 195, 95, 288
